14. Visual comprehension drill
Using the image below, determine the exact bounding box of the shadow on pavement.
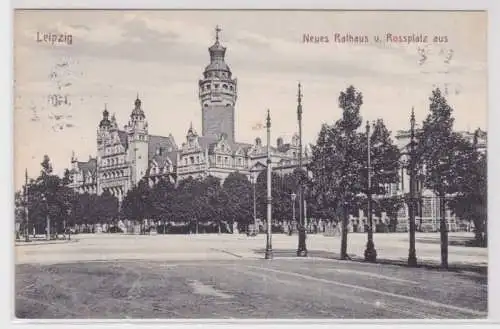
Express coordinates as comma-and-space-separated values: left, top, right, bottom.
15, 239, 79, 247
416, 237, 485, 248
252, 248, 488, 275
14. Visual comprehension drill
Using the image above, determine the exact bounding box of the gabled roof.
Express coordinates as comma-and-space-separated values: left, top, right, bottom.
117, 130, 128, 149
77, 158, 97, 173
149, 134, 178, 166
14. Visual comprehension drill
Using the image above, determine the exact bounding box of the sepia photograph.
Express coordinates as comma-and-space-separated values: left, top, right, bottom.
13, 9, 488, 320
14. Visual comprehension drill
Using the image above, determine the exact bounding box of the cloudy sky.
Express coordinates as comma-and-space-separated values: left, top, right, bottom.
13, 10, 487, 189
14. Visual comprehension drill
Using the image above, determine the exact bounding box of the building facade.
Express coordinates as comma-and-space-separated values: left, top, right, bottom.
69, 27, 306, 201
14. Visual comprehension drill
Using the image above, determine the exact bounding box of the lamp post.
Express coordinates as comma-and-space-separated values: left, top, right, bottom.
364, 121, 377, 262
42, 194, 50, 241
296, 82, 307, 257
252, 172, 257, 230
265, 109, 273, 259
66, 207, 72, 241
408, 108, 418, 266
291, 192, 297, 226
24, 169, 30, 242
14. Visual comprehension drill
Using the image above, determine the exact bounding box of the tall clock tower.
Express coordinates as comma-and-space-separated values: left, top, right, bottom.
199, 26, 237, 142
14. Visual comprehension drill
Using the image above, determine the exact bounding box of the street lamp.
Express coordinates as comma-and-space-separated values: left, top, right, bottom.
296, 82, 307, 257
42, 193, 50, 241
252, 172, 257, 232
408, 108, 418, 266
291, 192, 297, 227
265, 109, 273, 259
24, 169, 30, 242
66, 207, 72, 241
364, 121, 377, 262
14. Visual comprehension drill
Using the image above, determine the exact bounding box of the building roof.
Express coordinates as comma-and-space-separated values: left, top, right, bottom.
149, 134, 178, 166
77, 158, 97, 173
117, 130, 128, 149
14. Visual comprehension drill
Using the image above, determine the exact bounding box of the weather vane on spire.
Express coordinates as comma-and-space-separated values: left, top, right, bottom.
297, 82, 303, 105
215, 25, 222, 42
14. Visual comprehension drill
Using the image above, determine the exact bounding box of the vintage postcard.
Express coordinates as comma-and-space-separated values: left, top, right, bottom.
13, 9, 488, 320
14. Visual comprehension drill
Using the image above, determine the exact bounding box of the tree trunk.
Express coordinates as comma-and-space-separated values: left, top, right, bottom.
439, 194, 448, 268
340, 204, 349, 260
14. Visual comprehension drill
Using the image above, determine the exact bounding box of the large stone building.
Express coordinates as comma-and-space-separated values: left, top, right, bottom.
388, 128, 486, 232
68, 27, 306, 201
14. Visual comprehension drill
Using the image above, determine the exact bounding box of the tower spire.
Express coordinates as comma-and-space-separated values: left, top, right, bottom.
215, 25, 221, 43
297, 82, 303, 120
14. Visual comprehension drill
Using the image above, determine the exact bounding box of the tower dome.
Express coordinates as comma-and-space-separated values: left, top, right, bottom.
204, 25, 232, 78
131, 94, 145, 118
99, 104, 111, 128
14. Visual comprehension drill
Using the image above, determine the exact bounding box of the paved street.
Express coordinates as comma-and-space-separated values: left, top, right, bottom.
15, 233, 488, 319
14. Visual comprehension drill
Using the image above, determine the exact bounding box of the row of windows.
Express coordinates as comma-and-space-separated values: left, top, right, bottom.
102, 156, 125, 166
203, 103, 232, 107
105, 145, 123, 155
150, 167, 168, 175
203, 83, 234, 91
103, 170, 126, 179
206, 71, 229, 79
183, 155, 202, 165
215, 156, 246, 166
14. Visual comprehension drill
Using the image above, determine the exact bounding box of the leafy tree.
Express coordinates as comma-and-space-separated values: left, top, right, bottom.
122, 178, 152, 232
201, 175, 227, 233
416, 88, 468, 267
222, 172, 253, 230
255, 170, 288, 224
150, 178, 176, 232
365, 119, 401, 196
172, 176, 206, 233
96, 190, 119, 224
447, 129, 487, 246
309, 85, 365, 259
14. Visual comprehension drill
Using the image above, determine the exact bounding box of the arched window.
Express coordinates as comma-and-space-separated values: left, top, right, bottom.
230, 86, 234, 91
222, 84, 228, 89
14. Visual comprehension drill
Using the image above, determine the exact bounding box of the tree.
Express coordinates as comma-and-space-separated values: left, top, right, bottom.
150, 178, 176, 233
122, 178, 152, 233
201, 175, 227, 233
447, 129, 487, 246
365, 119, 401, 196
26, 155, 76, 238
222, 172, 253, 231
255, 170, 287, 224
95, 190, 119, 224
172, 176, 206, 233
309, 85, 366, 259
416, 88, 466, 267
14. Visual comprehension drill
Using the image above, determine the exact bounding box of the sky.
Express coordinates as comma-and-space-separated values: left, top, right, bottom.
13, 10, 487, 189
